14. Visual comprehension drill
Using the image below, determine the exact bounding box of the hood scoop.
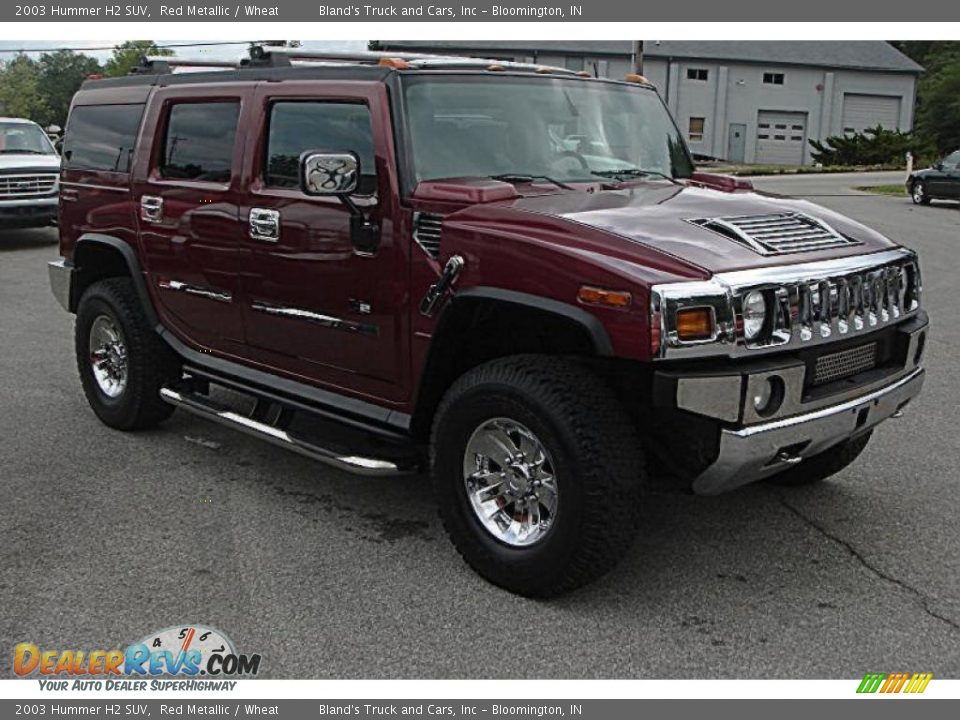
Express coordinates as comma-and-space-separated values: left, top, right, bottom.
413, 212, 444, 259
688, 212, 862, 256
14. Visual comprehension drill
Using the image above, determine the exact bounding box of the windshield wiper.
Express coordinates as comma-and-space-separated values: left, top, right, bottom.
489, 174, 575, 191
589, 168, 681, 185
0, 149, 49, 155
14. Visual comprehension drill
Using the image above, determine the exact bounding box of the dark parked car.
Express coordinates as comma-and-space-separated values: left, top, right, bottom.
908, 150, 960, 204
48, 48, 927, 597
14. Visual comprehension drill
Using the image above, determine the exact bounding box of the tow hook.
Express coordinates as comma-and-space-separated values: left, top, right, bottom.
420, 255, 464, 316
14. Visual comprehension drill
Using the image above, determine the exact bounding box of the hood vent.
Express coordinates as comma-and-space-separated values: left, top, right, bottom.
413, 212, 444, 259
688, 212, 862, 256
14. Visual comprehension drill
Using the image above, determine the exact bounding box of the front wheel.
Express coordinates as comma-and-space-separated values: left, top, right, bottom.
76, 278, 181, 430
431, 356, 645, 597
911, 180, 931, 205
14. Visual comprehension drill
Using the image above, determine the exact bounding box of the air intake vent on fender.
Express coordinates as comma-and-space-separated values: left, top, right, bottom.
413, 212, 444, 259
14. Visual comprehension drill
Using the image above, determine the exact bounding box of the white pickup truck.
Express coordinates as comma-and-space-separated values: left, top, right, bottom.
0, 117, 60, 231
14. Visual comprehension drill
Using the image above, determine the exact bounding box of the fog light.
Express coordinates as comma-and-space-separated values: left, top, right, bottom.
742, 290, 767, 341
752, 375, 785, 417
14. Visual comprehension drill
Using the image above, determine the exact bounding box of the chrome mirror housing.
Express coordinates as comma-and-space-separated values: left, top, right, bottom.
299, 151, 360, 196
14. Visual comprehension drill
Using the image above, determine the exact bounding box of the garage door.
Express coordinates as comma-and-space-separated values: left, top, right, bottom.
756, 111, 808, 165
842, 94, 902, 134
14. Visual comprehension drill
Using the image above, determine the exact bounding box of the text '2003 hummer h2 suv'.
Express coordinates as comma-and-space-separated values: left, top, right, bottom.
49, 48, 928, 597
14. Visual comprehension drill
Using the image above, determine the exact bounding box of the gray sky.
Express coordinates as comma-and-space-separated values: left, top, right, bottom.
0, 40, 367, 63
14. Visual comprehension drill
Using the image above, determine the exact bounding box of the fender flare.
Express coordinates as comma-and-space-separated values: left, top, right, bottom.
73, 233, 158, 326
450, 286, 614, 356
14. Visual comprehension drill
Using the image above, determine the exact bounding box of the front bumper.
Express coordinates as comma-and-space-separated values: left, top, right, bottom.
0, 196, 57, 228
693, 367, 924, 494
653, 312, 929, 494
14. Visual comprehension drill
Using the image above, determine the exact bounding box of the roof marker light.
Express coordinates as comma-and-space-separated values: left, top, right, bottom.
625, 73, 651, 84
378, 57, 411, 69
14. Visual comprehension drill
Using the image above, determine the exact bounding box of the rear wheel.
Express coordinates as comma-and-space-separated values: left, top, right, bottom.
911, 180, 930, 205
431, 356, 644, 597
768, 431, 873, 487
76, 278, 180, 430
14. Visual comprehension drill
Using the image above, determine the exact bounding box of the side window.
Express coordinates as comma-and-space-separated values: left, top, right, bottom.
944, 151, 960, 169
160, 102, 240, 183
264, 102, 377, 195
63, 104, 145, 172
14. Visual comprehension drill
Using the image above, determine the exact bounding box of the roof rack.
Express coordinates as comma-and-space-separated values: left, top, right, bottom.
244, 46, 581, 75
127, 47, 586, 77
132, 56, 243, 74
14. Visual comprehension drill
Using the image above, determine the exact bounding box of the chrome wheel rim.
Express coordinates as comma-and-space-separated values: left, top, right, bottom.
462, 418, 558, 547
913, 183, 924, 203
88, 315, 128, 398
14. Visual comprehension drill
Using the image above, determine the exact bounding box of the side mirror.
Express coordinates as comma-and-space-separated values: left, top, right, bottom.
299, 151, 360, 196
933, 161, 944, 171
299, 150, 379, 254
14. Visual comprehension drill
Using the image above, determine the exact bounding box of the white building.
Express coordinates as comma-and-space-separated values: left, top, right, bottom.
378, 41, 923, 166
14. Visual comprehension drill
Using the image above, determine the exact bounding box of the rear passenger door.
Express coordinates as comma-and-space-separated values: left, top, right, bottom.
131, 85, 252, 351
236, 83, 408, 402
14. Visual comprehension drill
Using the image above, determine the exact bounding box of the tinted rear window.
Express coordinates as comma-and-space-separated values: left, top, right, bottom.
63, 104, 144, 172
160, 102, 240, 183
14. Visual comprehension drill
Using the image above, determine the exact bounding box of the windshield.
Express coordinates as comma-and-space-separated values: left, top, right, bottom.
401, 75, 693, 185
0, 122, 57, 155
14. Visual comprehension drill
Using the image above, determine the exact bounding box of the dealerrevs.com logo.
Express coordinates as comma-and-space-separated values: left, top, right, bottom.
14, 625, 262, 690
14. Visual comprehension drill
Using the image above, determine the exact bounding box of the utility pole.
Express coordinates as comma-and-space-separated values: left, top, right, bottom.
631, 40, 644, 75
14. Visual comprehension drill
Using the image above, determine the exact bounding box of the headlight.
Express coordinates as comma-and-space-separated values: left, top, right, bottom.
742, 290, 767, 341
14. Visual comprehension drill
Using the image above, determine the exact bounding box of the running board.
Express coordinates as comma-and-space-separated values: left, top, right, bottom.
159, 387, 413, 477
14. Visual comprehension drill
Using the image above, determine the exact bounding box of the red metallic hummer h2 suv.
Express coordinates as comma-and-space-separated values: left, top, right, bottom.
48, 48, 928, 596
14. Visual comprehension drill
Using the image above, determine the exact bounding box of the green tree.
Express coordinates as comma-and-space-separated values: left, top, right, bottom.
890, 41, 960, 156
809, 126, 915, 166
0, 54, 48, 123
37, 49, 102, 128
103, 40, 173, 77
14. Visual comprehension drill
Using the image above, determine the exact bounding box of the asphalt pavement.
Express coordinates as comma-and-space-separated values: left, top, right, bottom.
1, 171, 958, 678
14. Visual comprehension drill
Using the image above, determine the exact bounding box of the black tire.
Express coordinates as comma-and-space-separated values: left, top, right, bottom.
75, 277, 180, 430
768, 430, 872, 487
911, 179, 931, 205
431, 356, 645, 597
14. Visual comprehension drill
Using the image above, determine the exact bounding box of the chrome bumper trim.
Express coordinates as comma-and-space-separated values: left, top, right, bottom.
692, 367, 925, 495
47, 258, 74, 312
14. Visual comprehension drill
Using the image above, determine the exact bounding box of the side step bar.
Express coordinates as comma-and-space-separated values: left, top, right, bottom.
160, 387, 413, 477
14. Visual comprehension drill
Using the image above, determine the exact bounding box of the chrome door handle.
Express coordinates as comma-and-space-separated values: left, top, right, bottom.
140, 195, 163, 223
249, 208, 280, 242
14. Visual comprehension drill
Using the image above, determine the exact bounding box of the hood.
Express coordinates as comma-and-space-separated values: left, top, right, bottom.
0, 153, 60, 173
468, 182, 898, 275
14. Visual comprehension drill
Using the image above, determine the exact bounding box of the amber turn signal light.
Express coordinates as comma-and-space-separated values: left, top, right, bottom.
675, 308, 714, 340
578, 286, 632, 309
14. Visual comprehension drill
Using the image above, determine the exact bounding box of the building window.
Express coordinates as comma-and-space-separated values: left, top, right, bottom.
688, 117, 705, 143
686, 68, 709, 81
763, 72, 785, 85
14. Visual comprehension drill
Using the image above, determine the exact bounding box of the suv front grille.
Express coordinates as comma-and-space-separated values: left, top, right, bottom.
690, 212, 861, 256
413, 212, 443, 259
0, 173, 58, 199
812, 342, 878, 386
724, 250, 921, 353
